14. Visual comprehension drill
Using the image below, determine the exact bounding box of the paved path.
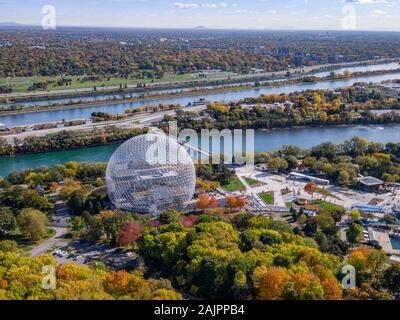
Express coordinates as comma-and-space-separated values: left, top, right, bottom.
31, 200, 71, 258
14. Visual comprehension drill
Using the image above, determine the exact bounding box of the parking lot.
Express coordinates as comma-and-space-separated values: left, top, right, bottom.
52, 241, 140, 270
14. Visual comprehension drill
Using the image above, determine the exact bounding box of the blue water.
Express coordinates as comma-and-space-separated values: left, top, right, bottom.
312, 62, 400, 77
1, 124, 400, 177
390, 237, 400, 250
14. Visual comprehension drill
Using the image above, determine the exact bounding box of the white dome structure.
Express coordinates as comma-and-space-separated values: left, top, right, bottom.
105, 133, 196, 214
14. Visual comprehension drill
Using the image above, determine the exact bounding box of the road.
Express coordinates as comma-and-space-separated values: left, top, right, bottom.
30, 200, 71, 258
2, 104, 207, 144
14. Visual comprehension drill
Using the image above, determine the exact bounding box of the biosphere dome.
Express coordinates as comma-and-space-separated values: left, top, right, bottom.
105, 133, 196, 215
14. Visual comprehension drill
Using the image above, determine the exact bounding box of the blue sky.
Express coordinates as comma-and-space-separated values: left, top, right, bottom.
1, 0, 400, 30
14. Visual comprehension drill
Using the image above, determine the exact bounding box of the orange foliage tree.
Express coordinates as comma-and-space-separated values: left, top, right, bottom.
257, 267, 289, 300
226, 196, 238, 208
304, 182, 318, 199
197, 194, 210, 210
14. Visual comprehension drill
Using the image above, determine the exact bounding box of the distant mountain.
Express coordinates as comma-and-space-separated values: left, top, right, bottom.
193, 26, 208, 30
0, 22, 26, 27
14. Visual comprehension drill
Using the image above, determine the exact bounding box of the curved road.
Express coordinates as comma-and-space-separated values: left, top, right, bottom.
31, 200, 71, 258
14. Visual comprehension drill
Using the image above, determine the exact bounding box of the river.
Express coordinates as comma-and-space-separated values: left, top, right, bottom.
1, 70, 400, 128
2, 124, 400, 177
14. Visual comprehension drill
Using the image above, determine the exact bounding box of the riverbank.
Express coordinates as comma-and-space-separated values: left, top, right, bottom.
1, 67, 400, 117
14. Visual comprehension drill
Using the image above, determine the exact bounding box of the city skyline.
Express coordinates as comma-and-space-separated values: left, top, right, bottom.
1, 0, 400, 31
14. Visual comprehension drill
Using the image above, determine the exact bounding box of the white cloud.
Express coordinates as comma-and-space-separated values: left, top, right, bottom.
172, 2, 229, 9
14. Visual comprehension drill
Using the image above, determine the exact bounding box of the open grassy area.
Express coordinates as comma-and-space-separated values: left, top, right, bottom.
0, 71, 240, 94
222, 177, 246, 192
312, 200, 345, 212
0, 73, 202, 93
244, 177, 264, 187
259, 191, 275, 205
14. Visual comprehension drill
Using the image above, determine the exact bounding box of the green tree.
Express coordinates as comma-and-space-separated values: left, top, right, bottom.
337, 170, 350, 186
349, 208, 361, 221
383, 265, 400, 294
0, 240, 18, 252
0, 207, 17, 238
17, 208, 49, 241
346, 223, 363, 244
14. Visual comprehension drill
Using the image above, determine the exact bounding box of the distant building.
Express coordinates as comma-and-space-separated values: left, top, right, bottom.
328, 54, 344, 64
352, 203, 383, 214
288, 172, 330, 186
357, 176, 384, 192
294, 54, 303, 66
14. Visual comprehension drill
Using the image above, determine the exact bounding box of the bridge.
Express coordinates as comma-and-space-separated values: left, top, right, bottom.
178, 139, 210, 160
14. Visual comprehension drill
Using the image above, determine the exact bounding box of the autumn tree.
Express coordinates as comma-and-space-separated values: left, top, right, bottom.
304, 182, 317, 199
322, 278, 342, 300
181, 215, 199, 228
197, 194, 210, 210
209, 196, 219, 209
257, 267, 289, 300
118, 221, 143, 247
288, 273, 324, 300
226, 196, 238, 208
237, 197, 246, 208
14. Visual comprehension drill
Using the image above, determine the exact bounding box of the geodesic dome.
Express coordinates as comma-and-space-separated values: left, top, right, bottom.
105, 133, 196, 215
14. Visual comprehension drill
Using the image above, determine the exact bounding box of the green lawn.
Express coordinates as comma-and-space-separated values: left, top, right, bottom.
259, 191, 275, 205
312, 200, 345, 212
285, 202, 293, 209
0, 71, 240, 94
0, 73, 202, 93
222, 177, 246, 192
244, 177, 264, 187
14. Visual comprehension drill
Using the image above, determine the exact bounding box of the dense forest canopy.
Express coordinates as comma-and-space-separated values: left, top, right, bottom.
1, 28, 400, 77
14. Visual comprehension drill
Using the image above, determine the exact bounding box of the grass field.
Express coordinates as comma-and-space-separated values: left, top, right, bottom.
0, 71, 238, 93
312, 200, 345, 212
259, 191, 275, 205
244, 177, 264, 187
0, 73, 201, 93
222, 177, 246, 192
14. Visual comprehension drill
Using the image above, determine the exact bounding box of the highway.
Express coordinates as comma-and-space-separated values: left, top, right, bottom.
2, 104, 207, 144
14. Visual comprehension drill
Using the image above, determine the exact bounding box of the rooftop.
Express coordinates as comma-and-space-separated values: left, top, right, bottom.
358, 176, 384, 187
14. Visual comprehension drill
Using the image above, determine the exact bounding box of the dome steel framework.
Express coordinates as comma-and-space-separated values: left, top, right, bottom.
105, 133, 196, 214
